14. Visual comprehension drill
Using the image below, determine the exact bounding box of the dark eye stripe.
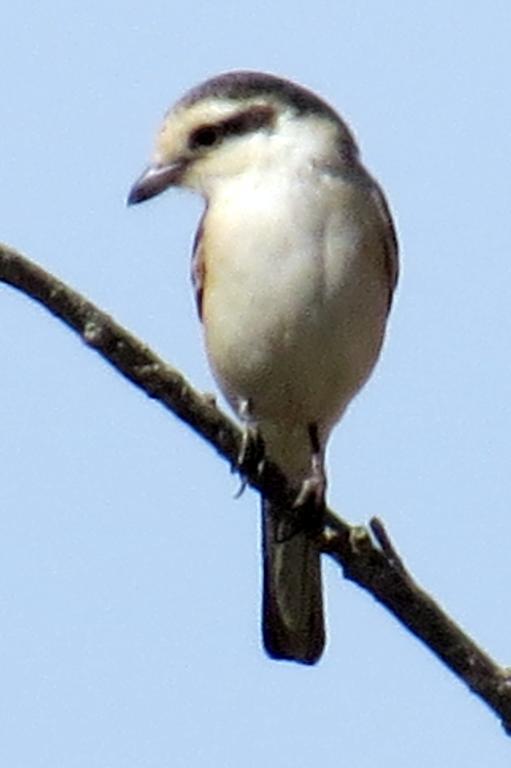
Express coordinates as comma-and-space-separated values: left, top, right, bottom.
220, 105, 275, 137
188, 105, 275, 151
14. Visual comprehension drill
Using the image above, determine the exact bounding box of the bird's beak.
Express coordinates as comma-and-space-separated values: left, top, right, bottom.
127, 160, 187, 205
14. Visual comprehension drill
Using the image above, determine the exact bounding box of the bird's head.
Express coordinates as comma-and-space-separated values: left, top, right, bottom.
128, 71, 359, 204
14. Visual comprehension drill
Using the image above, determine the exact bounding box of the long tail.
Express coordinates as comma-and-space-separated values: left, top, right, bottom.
262, 498, 325, 664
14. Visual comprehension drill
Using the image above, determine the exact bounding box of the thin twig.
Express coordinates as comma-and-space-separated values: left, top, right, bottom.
370, 516, 406, 573
323, 516, 511, 734
2, 241, 511, 734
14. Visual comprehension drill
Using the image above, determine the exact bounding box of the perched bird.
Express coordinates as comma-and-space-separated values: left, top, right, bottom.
128, 71, 398, 664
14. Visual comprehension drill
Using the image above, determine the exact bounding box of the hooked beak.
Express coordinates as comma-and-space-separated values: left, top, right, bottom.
127, 161, 188, 205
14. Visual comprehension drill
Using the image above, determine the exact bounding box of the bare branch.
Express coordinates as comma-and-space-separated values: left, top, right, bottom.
323, 516, 511, 733
2, 241, 511, 733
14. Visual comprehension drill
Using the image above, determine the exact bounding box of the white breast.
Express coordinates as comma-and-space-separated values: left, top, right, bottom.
201, 164, 390, 451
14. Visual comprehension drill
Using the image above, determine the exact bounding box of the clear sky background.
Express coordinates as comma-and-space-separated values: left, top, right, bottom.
1, 1, 511, 765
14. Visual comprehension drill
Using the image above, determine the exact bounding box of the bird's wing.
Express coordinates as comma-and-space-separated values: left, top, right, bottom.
191, 208, 207, 320
370, 181, 399, 312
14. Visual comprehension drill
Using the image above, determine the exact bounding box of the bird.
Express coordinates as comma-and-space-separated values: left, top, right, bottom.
128, 70, 398, 665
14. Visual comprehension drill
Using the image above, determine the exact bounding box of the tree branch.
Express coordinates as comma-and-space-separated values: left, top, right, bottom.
2, 241, 511, 733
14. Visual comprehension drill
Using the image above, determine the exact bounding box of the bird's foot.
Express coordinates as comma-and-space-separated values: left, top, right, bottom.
294, 423, 326, 510
293, 458, 326, 511
237, 423, 265, 470
292, 426, 326, 534
233, 400, 266, 497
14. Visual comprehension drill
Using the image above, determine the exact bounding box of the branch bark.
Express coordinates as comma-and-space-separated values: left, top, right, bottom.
2, 241, 511, 733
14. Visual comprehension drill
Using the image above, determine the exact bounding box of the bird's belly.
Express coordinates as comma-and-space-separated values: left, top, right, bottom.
202, 210, 388, 433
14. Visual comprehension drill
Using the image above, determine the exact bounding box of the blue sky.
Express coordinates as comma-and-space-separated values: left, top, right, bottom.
2, 1, 511, 765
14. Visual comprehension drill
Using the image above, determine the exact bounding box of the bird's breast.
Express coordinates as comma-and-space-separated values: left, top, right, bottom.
199, 171, 389, 433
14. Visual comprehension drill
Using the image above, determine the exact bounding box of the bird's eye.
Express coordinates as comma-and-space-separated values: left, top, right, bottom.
189, 125, 221, 150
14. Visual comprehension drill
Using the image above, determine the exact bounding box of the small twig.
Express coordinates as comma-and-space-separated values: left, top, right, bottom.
369, 516, 406, 573
323, 517, 511, 735
2, 241, 511, 734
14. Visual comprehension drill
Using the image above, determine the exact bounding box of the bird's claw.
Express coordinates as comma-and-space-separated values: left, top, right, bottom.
237, 423, 265, 469
233, 419, 266, 498
290, 452, 327, 535
234, 475, 249, 499
293, 455, 326, 510
293, 475, 325, 510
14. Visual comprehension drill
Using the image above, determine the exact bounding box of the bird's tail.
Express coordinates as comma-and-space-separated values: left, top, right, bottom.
261, 497, 325, 664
